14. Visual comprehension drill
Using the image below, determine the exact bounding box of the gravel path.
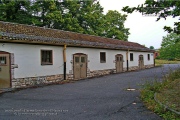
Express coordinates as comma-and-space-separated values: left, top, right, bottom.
0, 64, 179, 120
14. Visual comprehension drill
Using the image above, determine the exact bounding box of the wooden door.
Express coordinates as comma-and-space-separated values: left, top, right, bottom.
116, 54, 123, 73
0, 52, 11, 88
73, 54, 87, 79
139, 55, 144, 69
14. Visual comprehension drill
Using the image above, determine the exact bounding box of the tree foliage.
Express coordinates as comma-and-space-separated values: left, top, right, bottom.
159, 33, 180, 60
122, 0, 180, 34
149, 46, 154, 49
0, 0, 129, 41
102, 10, 130, 41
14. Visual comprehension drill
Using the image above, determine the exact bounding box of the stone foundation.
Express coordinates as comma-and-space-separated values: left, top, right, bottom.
87, 69, 116, 78
145, 64, 154, 68
12, 64, 154, 88
12, 74, 64, 88
129, 66, 139, 71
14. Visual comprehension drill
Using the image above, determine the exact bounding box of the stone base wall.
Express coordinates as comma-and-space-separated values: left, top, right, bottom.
145, 64, 154, 68
129, 66, 139, 71
87, 69, 116, 78
127, 64, 154, 71
12, 64, 154, 88
12, 74, 64, 88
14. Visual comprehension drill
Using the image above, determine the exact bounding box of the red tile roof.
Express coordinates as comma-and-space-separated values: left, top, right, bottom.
0, 21, 153, 52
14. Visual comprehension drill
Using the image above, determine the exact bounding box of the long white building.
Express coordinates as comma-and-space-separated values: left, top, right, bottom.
0, 21, 154, 88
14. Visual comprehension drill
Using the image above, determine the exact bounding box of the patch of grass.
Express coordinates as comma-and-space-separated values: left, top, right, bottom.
155, 59, 180, 66
156, 79, 180, 112
140, 68, 180, 120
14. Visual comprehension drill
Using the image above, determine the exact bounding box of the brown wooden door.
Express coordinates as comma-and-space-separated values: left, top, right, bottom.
116, 54, 123, 73
139, 55, 144, 69
73, 54, 87, 79
0, 52, 11, 88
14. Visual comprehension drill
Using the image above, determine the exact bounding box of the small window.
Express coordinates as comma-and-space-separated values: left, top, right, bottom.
130, 53, 133, 61
116, 57, 119, 61
120, 56, 123, 61
148, 54, 150, 60
0, 56, 7, 65
75, 57, 79, 63
100, 52, 106, 63
41, 50, 53, 65
81, 57, 85, 63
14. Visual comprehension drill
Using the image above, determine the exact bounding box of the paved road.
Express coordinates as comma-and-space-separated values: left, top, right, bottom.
0, 64, 179, 120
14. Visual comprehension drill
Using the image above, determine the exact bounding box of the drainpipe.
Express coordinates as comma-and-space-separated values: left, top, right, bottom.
126, 49, 129, 71
154, 52, 155, 67
63, 44, 67, 80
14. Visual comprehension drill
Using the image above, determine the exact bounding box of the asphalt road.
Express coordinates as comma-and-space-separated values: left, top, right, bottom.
0, 64, 179, 120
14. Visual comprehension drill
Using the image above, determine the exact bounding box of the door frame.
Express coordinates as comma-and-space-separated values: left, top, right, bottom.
73, 53, 87, 79
0, 51, 11, 88
139, 55, 144, 69
115, 54, 123, 73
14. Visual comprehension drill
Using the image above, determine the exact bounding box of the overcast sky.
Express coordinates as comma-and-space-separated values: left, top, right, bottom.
99, 0, 179, 49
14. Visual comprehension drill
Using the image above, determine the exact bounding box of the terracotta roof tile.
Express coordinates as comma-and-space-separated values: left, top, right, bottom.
0, 21, 153, 52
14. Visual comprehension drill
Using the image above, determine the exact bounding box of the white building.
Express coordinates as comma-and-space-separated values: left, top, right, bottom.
0, 21, 154, 88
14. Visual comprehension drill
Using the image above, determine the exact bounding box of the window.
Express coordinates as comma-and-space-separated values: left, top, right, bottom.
0, 56, 7, 65
75, 57, 79, 63
148, 54, 150, 60
100, 52, 106, 63
130, 53, 133, 61
41, 50, 53, 65
81, 56, 85, 63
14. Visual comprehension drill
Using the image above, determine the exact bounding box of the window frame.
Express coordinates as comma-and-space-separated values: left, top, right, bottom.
0, 56, 7, 66
100, 52, 106, 63
41, 50, 53, 65
148, 54, 150, 60
130, 53, 133, 61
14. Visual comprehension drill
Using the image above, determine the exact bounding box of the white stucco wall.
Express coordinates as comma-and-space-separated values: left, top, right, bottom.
0, 43, 64, 78
128, 51, 154, 67
66, 47, 154, 73
0, 43, 154, 78
66, 47, 127, 72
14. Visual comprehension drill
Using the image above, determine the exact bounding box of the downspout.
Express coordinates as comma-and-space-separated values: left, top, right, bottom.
154, 52, 155, 67
126, 49, 129, 71
63, 44, 67, 80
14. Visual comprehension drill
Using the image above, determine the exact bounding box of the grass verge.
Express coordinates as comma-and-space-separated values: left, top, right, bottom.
156, 78, 180, 112
155, 59, 180, 66
140, 68, 180, 120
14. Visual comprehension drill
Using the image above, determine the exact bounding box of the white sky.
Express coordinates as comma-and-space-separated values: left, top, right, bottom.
99, 0, 179, 49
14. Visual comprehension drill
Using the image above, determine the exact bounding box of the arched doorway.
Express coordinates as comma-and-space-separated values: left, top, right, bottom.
0, 51, 11, 88
73, 53, 87, 79
115, 54, 123, 73
139, 55, 144, 69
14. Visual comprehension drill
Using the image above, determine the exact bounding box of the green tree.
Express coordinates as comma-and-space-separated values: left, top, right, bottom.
58, 0, 85, 33
0, 0, 130, 41
0, 0, 33, 24
149, 46, 154, 49
76, 0, 105, 35
160, 33, 180, 60
122, 0, 180, 34
31, 0, 64, 27
102, 10, 130, 41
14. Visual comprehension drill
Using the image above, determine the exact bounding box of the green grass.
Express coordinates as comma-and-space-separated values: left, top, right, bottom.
155, 59, 180, 66
140, 68, 180, 120
156, 78, 180, 112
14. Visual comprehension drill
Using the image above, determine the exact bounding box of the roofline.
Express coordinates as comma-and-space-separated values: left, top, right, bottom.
0, 21, 154, 52
0, 21, 141, 45
0, 39, 154, 52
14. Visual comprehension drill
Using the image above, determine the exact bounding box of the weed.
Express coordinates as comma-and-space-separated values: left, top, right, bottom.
140, 68, 180, 119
